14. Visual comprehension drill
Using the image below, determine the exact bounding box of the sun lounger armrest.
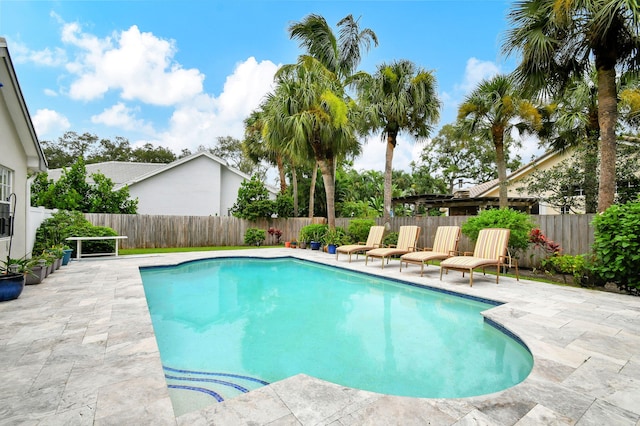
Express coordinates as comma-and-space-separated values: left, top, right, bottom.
463, 251, 474, 256
448, 250, 459, 256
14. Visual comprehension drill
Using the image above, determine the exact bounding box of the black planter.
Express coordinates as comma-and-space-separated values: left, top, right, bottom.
0, 273, 25, 301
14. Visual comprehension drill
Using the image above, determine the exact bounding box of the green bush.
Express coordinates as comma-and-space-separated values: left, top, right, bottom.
274, 193, 294, 218
244, 228, 266, 246
347, 219, 376, 243
383, 232, 398, 247
592, 200, 640, 291
541, 254, 589, 285
299, 224, 328, 243
33, 210, 119, 256
461, 208, 536, 257
323, 227, 347, 245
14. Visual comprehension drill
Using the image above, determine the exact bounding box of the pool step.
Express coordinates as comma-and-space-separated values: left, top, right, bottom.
163, 365, 270, 404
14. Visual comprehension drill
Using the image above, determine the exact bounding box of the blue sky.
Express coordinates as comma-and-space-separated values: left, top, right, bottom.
1, 0, 537, 177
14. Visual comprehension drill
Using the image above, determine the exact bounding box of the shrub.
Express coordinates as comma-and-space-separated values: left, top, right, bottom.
231, 176, 274, 220
244, 228, 266, 246
323, 227, 347, 245
591, 200, 640, 291
274, 193, 294, 218
383, 232, 398, 247
299, 224, 328, 243
541, 254, 588, 285
461, 208, 536, 257
347, 219, 376, 243
33, 210, 118, 256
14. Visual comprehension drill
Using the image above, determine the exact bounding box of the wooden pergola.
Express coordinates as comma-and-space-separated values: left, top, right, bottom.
392, 194, 540, 216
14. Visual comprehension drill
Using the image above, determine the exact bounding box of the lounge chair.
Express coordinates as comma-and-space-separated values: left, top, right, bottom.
439, 228, 518, 287
365, 225, 421, 269
399, 226, 461, 276
336, 225, 385, 262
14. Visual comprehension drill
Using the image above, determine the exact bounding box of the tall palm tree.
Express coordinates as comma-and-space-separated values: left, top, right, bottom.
354, 60, 440, 223
278, 13, 378, 227
261, 57, 360, 228
458, 74, 543, 209
288, 14, 378, 83
503, 0, 640, 212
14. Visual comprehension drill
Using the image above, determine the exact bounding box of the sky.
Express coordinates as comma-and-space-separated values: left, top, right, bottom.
0, 0, 542, 183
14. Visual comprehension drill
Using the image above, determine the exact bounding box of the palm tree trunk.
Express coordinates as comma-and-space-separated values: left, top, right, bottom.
596, 67, 618, 213
493, 127, 509, 209
276, 154, 287, 193
308, 162, 318, 218
317, 158, 336, 229
383, 133, 396, 223
292, 166, 299, 217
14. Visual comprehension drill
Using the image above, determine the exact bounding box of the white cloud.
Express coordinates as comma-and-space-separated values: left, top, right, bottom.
91, 102, 154, 133
9, 40, 67, 67
456, 57, 501, 94
140, 57, 279, 152
44, 88, 58, 97
32, 109, 71, 137
352, 134, 425, 173
62, 22, 204, 105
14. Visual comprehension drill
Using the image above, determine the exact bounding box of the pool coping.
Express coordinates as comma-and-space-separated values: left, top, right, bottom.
2, 248, 640, 425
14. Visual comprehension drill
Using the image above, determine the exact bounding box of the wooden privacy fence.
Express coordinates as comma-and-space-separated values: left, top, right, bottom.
85, 213, 596, 269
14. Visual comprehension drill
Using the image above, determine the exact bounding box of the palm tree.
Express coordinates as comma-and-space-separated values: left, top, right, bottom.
353, 60, 440, 223
503, 0, 640, 212
279, 13, 377, 227
261, 57, 360, 228
458, 74, 543, 209
288, 14, 378, 82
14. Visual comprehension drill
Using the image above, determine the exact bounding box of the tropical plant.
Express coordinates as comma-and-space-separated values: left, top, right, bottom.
458, 74, 544, 209
461, 208, 536, 257
503, 0, 640, 212
353, 59, 441, 222
273, 13, 378, 228
299, 223, 329, 243
323, 227, 346, 245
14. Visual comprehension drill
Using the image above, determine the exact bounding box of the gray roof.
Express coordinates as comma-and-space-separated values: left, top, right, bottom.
47, 162, 166, 185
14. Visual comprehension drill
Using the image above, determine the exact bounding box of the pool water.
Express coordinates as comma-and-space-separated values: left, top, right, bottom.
141, 257, 532, 415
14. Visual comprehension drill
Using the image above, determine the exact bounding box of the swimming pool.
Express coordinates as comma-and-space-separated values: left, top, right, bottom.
141, 257, 532, 416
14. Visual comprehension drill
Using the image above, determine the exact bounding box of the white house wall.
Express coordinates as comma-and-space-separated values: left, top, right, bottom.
129, 155, 241, 216
220, 166, 245, 216
0, 97, 29, 259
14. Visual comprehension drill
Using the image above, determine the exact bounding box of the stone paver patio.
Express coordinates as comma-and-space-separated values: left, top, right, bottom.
1, 248, 640, 425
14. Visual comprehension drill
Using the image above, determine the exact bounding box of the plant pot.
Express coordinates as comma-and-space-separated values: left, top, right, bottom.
0, 273, 25, 301
310, 241, 321, 251
327, 244, 337, 255
62, 249, 73, 265
26, 266, 46, 285
54, 258, 62, 270
285, 241, 291, 248
291, 242, 297, 249
299, 242, 307, 249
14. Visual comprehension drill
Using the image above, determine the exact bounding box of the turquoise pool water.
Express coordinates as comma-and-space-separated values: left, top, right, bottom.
141, 257, 532, 415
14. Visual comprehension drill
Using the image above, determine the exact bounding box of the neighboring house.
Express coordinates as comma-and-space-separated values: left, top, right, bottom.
48, 151, 278, 216
0, 38, 48, 261
473, 149, 574, 215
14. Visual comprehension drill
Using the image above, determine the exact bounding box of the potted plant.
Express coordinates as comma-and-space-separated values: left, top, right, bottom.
26, 257, 47, 285
301, 224, 328, 251
323, 228, 344, 255
62, 245, 74, 265
1, 257, 26, 302
290, 240, 298, 249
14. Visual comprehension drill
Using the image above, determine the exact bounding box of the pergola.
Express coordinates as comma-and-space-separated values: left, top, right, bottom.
392, 194, 539, 216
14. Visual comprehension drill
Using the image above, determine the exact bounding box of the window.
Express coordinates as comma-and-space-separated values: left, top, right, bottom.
0, 165, 13, 238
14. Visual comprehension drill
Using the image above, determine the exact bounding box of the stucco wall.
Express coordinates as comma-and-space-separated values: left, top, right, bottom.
0, 96, 29, 260
129, 155, 228, 216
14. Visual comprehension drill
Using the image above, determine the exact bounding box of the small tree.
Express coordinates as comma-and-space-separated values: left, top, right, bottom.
230, 176, 274, 220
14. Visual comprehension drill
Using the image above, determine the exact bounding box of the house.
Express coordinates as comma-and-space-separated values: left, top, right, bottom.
47, 151, 278, 216
473, 149, 574, 215
0, 38, 48, 262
